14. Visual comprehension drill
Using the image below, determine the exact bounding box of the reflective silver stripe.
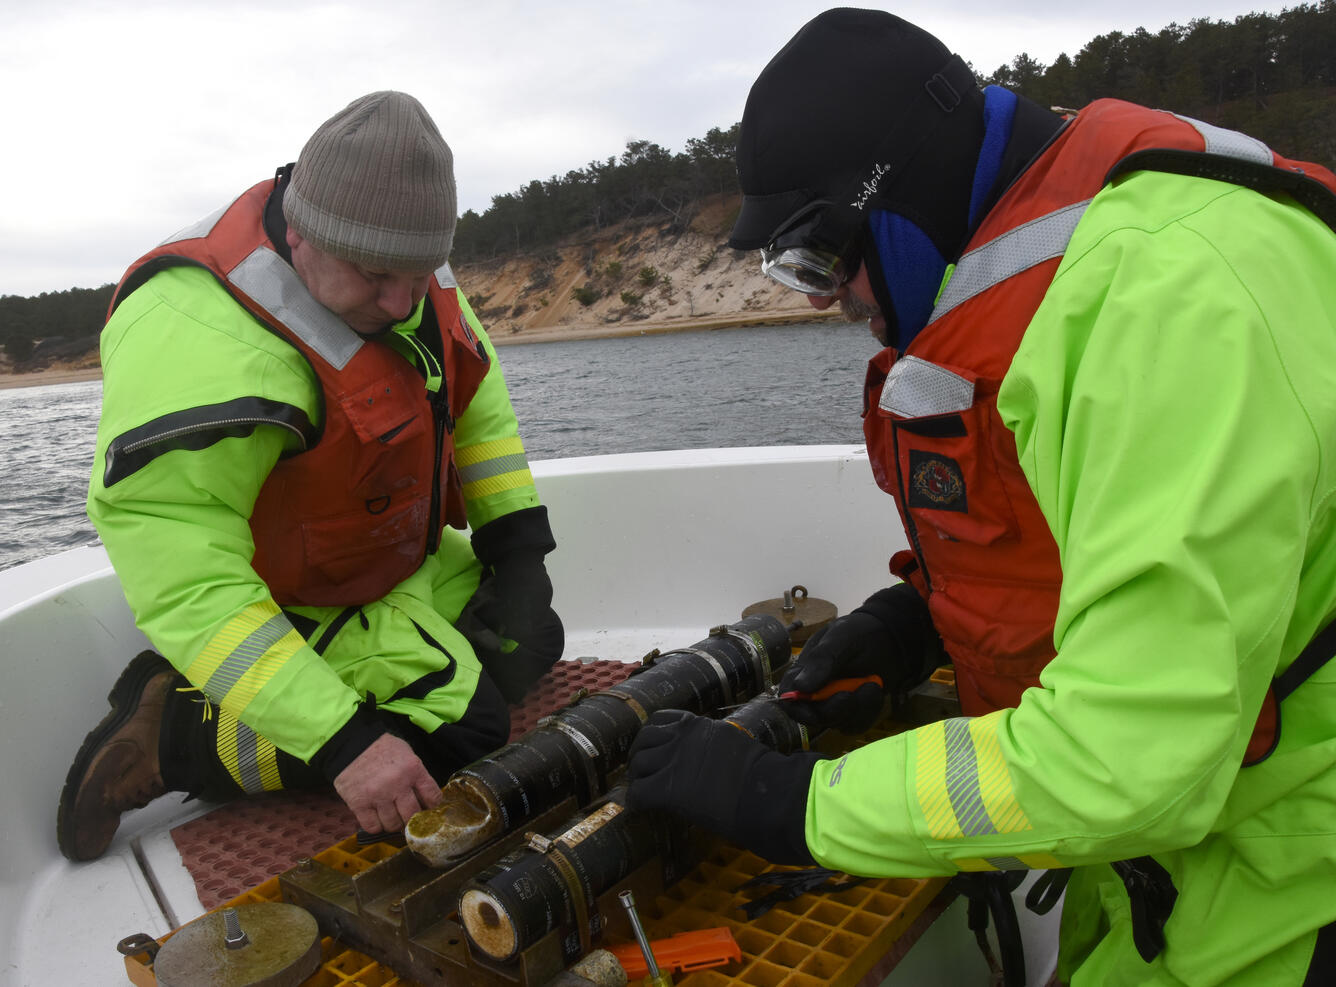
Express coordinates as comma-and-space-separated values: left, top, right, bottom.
158, 199, 236, 246
458, 453, 531, 486
943, 719, 999, 837
984, 856, 1029, 871
234, 720, 267, 794
930, 200, 1091, 324
880, 355, 975, 417
229, 247, 364, 370
930, 118, 1274, 325
1173, 113, 1274, 166
201, 613, 293, 705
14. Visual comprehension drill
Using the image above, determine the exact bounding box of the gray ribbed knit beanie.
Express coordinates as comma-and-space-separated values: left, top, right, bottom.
283, 91, 456, 272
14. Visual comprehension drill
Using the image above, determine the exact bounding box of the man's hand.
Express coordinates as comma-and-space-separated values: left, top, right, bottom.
625, 710, 820, 864
779, 612, 902, 732
779, 584, 942, 733
333, 733, 443, 834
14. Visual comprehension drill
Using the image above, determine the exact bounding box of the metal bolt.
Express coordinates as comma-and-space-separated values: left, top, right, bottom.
222, 907, 250, 950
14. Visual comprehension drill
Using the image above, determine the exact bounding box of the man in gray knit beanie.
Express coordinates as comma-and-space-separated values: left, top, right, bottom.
284, 91, 457, 274
282, 91, 459, 336
62, 90, 564, 863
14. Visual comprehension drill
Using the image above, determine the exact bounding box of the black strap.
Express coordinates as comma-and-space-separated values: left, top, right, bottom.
1107, 148, 1336, 233
949, 871, 1028, 987
311, 606, 362, 655
1110, 856, 1178, 963
1025, 868, 1071, 915
1276, 618, 1336, 702
1247, 616, 1336, 767
734, 868, 866, 920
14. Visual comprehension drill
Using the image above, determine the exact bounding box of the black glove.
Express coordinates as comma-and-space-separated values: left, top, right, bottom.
779, 583, 942, 733
625, 709, 825, 865
463, 506, 564, 703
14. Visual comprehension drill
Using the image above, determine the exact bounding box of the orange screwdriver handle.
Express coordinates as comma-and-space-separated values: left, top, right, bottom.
609, 927, 742, 979
779, 674, 884, 703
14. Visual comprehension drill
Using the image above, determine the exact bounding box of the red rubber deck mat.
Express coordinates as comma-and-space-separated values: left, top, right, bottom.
171, 659, 638, 908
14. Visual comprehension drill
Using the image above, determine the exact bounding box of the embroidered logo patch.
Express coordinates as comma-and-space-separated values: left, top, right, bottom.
908, 451, 967, 512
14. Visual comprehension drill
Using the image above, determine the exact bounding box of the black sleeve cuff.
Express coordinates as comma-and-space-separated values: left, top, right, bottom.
309, 704, 387, 783
471, 505, 557, 568
736, 749, 827, 866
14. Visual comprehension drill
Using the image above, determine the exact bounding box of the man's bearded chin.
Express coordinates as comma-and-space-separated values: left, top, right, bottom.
841, 291, 887, 344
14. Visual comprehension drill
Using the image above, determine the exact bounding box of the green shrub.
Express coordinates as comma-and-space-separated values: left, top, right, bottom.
571, 284, 601, 306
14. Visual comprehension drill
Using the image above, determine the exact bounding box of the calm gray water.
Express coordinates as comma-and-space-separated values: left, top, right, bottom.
0, 320, 878, 572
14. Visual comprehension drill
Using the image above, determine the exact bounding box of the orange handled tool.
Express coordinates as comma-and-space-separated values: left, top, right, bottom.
779, 674, 883, 702
609, 927, 742, 980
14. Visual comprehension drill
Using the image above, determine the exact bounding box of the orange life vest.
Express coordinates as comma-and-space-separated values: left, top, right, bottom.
109, 176, 491, 607
863, 99, 1336, 741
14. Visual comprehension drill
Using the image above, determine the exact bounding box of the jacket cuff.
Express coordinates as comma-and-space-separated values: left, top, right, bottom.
471, 505, 557, 568
737, 749, 826, 866
309, 704, 387, 783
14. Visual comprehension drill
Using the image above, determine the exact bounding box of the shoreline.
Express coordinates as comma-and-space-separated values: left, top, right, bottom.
0, 308, 833, 390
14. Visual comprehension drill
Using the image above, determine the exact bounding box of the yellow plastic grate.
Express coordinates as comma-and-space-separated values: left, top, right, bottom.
127, 683, 960, 987
625, 845, 945, 987
126, 846, 943, 987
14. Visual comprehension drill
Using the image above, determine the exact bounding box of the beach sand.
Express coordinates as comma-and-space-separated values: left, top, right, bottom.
0, 308, 833, 391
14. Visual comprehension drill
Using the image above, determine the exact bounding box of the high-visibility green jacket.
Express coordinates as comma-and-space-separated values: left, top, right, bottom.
805, 167, 1336, 982
88, 253, 540, 769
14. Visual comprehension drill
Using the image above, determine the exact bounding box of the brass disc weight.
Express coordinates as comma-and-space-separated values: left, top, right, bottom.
742, 586, 837, 644
153, 903, 321, 987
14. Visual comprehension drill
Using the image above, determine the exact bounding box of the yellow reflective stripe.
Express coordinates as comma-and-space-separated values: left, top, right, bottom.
186, 601, 283, 682
185, 601, 306, 719
952, 852, 1065, 872
914, 714, 1032, 841
455, 436, 525, 468
952, 857, 1003, 871
456, 436, 534, 500
971, 714, 1031, 835
915, 720, 962, 839
464, 469, 535, 500
216, 707, 283, 795
216, 706, 243, 790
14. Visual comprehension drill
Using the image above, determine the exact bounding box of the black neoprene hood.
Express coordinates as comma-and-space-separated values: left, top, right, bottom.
728, 7, 971, 251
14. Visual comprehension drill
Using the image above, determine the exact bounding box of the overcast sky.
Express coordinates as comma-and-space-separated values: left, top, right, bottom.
1, 0, 1298, 297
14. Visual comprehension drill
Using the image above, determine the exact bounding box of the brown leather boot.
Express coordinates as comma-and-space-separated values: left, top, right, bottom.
57, 650, 178, 861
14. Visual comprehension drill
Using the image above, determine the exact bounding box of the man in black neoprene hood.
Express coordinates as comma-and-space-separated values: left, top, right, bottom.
627, 6, 1336, 985
727, 7, 1063, 352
